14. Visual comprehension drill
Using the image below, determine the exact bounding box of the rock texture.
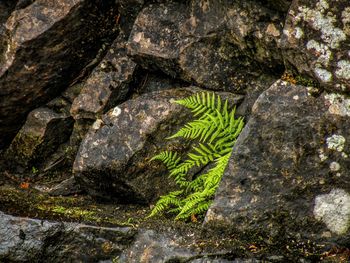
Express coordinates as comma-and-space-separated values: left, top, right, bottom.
206, 80, 350, 245
0, 211, 136, 262
6, 107, 73, 172
0, 0, 117, 149
128, 1, 284, 92
281, 0, 350, 93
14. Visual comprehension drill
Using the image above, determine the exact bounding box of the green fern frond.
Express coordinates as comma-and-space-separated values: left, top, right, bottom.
151, 151, 181, 170
148, 92, 244, 221
147, 190, 183, 218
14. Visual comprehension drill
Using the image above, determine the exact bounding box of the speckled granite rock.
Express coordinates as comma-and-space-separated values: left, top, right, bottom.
206, 80, 350, 245
73, 88, 243, 203
0, 211, 136, 263
281, 0, 350, 93
0, 0, 117, 149
71, 35, 137, 121
128, 1, 284, 92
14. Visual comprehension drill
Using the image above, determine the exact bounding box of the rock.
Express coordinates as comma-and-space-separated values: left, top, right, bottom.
281, 0, 350, 93
0, 211, 136, 262
0, 0, 118, 149
119, 229, 195, 262
48, 176, 82, 197
6, 107, 74, 172
205, 80, 350, 246
257, 0, 292, 12
128, 1, 284, 93
71, 35, 137, 121
0, 1, 17, 25
73, 88, 243, 203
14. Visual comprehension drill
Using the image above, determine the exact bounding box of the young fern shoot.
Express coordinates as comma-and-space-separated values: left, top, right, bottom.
149, 92, 244, 221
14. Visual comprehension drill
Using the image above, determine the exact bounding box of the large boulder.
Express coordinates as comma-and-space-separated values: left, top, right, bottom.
281, 0, 350, 93
206, 80, 350, 246
128, 1, 284, 93
0, 0, 117, 149
73, 88, 243, 203
0, 211, 136, 262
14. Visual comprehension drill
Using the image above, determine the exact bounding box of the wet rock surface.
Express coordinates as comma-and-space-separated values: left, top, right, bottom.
281, 0, 350, 93
0, 211, 136, 263
206, 80, 350, 245
0, 0, 118, 149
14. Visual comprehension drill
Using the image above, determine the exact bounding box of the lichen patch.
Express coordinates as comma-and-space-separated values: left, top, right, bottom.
326, 134, 346, 152
313, 189, 350, 235
324, 93, 350, 117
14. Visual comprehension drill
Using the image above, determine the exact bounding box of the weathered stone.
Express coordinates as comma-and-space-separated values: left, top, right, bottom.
48, 176, 82, 197
119, 229, 195, 262
73, 88, 243, 203
0, 211, 136, 262
71, 35, 137, 121
6, 107, 74, 172
128, 1, 284, 92
281, 0, 350, 93
205, 80, 350, 245
0, 0, 118, 149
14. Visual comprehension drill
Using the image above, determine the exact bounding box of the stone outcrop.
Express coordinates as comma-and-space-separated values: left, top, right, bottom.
0, 0, 117, 149
0, 211, 136, 262
281, 0, 350, 93
206, 80, 350, 245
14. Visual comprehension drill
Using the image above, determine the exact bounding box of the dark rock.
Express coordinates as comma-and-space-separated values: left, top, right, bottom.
281, 0, 350, 93
206, 80, 350, 245
6, 107, 74, 172
48, 176, 82, 197
71, 35, 137, 121
15, 0, 35, 10
0, 1, 17, 25
0, 211, 136, 262
73, 88, 243, 203
0, 0, 118, 149
128, 1, 284, 92
257, 0, 292, 13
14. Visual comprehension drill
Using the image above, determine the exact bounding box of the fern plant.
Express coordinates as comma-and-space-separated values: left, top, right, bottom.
149, 92, 244, 221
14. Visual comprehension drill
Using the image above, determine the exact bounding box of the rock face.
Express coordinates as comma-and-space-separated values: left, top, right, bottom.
73, 88, 243, 204
0, 211, 136, 262
6, 107, 74, 172
0, 0, 117, 149
206, 80, 350, 244
128, 0, 284, 93
71, 35, 137, 121
281, 0, 350, 93
73, 88, 196, 204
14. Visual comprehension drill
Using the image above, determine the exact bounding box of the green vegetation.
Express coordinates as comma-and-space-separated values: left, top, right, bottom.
149, 92, 244, 220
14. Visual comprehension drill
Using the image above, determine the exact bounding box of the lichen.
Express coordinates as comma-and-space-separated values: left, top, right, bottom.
313, 189, 350, 235
314, 67, 332, 82
326, 134, 346, 152
335, 60, 350, 80
324, 93, 350, 117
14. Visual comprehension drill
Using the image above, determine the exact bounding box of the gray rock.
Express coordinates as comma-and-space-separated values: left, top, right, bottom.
6, 107, 74, 172
0, 0, 117, 149
0, 211, 136, 263
119, 229, 195, 262
73, 88, 196, 203
128, 1, 284, 93
205, 80, 350, 245
71, 35, 137, 121
281, 0, 350, 93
